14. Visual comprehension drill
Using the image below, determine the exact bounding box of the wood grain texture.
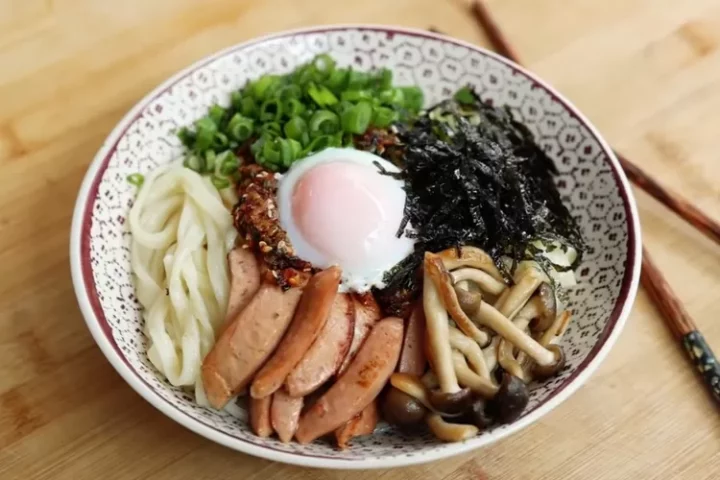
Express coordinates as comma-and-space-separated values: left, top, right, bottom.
0, 0, 719, 479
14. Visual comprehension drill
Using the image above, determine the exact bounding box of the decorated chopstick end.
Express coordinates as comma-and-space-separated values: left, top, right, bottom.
682, 331, 720, 404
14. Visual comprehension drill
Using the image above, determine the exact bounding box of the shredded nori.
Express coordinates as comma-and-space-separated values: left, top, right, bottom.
374, 90, 585, 316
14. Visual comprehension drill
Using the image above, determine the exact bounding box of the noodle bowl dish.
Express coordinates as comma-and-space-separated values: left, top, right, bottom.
71, 26, 641, 469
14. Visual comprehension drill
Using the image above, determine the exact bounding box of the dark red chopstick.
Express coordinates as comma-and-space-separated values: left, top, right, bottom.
465, 0, 720, 406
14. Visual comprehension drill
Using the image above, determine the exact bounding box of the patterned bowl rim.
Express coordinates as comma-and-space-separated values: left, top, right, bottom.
69, 24, 642, 469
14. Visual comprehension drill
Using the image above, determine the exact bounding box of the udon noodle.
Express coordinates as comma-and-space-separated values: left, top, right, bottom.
129, 163, 237, 403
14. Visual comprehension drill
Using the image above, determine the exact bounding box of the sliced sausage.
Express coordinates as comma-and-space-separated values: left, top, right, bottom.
295, 316, 404, 444
201, 282, 304, 409
335, 401, 379, 449
397, 302, 427, 376
285, 293, 355, 397
337, 293, 382, 374
270, 389, 304, 443
224, 247, 261, 324
249, 396, 273, 438
250, 267, 342, 399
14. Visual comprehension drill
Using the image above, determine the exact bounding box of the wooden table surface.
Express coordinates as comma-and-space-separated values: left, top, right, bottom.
2, 0, 720, 478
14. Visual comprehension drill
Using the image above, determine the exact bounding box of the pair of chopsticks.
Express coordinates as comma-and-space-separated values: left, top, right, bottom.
433, 1, 720, 405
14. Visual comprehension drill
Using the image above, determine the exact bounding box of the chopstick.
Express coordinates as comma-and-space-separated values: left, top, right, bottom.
461, 0, 720, 405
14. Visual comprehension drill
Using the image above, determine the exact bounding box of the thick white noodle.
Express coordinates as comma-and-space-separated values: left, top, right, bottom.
130, 163, 236, 403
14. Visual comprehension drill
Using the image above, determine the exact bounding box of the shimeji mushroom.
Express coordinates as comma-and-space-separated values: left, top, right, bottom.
426, 413, 479, 442
425, 252, 490, 346
491, 373, 530, 423
455, 287, 566, 378
451, 268, 507, 296
448, 327, 492, 381
390, 373, 435, 411
531, 283, 558, 332
381, 387, 428, 427
495, 265, 547, 321
483, 336, 500, 372
436, 246, 505, 282
497, 299, 541, 382
451, 351, 499, 398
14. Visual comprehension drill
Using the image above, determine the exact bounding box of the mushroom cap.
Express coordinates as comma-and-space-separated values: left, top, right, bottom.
531, 283, 557, 332
428, 387, 473, 415
381, 387, 428, 427
491, 373, 529, 423
455, 287, 483, 315
460, 397, 493, 430
533, 344, 566, 379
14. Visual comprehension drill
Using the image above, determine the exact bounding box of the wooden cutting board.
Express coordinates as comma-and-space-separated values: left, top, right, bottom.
0, 0, 718, 478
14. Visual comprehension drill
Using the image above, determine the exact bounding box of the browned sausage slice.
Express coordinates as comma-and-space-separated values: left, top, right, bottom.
201, 283, 304, 409
337, 293, 381, 375
285, 293, 355, 397
250, 267, 341, 399
249, 396, 273, 438
295, 316, 403, 444
270, 389, 304, 443
335, 401, 379, 449
225, 247, 261, 324
397, 302, 427, 376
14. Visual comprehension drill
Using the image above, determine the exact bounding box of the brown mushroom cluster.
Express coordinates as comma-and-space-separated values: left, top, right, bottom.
382, 246, 572, 442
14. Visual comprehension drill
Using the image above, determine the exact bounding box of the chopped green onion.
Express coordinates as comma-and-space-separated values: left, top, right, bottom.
309, 110, 340, 136
211, 175, 231, 189
208, 105, 226, 125
454, 86, 476, 105
284, 98, 306, 117
378, 88, 404, 106
251, 75, 281, 101
212, 131, 228, 149
240, 97, 257, 118
278, 84, 302, 100
347, 69, 369, 89
284, 117, 309, 144
231, 91, 243, 110
227, 114, 254, 141
307, 83, 338, 107
183, 154, 204, 172
177, 127, 195, 148
340, 89, 373, 102
193, 116, 217, 152
325, 69, 348, 92
372, 106, 398, 128
260, 99, 283, 121
215, 150, 240, 175
205, 150, 217, 173
374, 68, 393, 90
260, 121, 282, 137
126, 173, 144, 187
341, 101, 372, 134
400, 86, 424, 112
302, 134, 334, 156
313, 54, 336, 75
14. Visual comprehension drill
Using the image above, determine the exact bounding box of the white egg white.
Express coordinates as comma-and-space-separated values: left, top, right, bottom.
277, 147, 415, 292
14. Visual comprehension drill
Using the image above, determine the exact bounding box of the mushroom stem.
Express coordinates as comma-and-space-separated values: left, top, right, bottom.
437, 246, 505, 282
497, 273, 544, 321
538, 310, 572, 347
498, 300, 540, 382
448, 327, 492, 382
390, 373, 435, 411
421, 371, 440, 389
451, 351, 499, 398
456, 288, 558, 368
451, 268, 507, 296
426, 413, 479, 442
423, 254, 460, 394
425, 253, 490, 346
483, 336, 500, 372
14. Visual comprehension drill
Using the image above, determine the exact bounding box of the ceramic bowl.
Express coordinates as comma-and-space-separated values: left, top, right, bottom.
70, 25, 641, 469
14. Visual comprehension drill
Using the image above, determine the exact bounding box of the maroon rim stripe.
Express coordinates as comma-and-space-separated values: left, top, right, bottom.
79, 25, 638, 456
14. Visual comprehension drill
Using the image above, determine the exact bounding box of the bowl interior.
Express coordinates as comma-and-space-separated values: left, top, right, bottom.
74, 26, 638, 468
